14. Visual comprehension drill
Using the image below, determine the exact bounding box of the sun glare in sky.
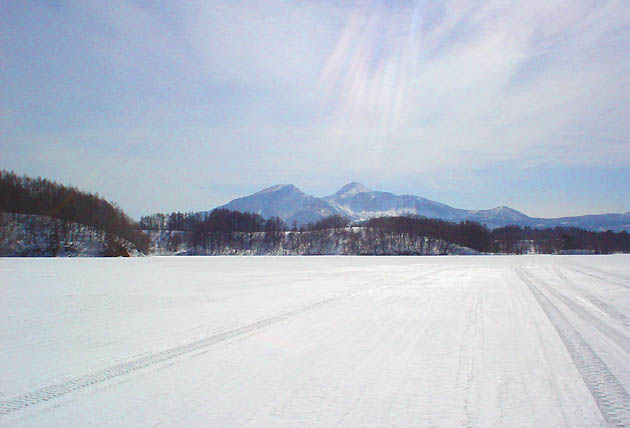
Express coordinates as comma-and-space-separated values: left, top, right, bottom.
1, 1, 628, 217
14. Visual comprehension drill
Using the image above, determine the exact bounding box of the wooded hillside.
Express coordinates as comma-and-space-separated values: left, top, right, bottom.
0, 170, 149, 254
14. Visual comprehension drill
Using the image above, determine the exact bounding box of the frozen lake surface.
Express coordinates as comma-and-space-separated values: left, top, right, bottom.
1, 255, 629, 427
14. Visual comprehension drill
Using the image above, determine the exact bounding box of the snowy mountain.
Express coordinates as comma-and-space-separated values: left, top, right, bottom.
324, 182, 468, 222
464, 206, 536, 229
218, 182, 630, 231
219, 184, 338, 226
530, 212, 630, 232
328, 182, 372, 199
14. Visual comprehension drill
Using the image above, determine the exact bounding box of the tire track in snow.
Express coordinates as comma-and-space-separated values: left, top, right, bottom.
564, 259, 630, 283
552, 265, 630, 329
0, 271, 435, 416
513, 268, 573, 426
516, 268, 630, 427
560, 261, 630, 291
537, 268, 630, 352
456, 289, 480, 427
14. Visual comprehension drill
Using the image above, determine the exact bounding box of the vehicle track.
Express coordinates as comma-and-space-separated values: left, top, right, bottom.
560, 261, 630, 290
0, 271, 435, 416
455, 289, 480, 427
513, 268, 572, 426
534, 269, 630, 352
552, 265, 630, 328
516, 267, 630, 427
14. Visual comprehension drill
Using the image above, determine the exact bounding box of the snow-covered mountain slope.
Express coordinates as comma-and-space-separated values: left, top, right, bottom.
217, 183, 630, 231
532, 212, 630, 231
218, 184, 338, 226
324, 182, 468, 222
464, 206, 536, 229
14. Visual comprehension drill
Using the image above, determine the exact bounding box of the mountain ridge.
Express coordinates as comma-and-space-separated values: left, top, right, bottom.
218, 182, 630, 232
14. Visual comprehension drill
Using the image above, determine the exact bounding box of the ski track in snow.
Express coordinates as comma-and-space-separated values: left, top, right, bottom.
1, 255, 629, 427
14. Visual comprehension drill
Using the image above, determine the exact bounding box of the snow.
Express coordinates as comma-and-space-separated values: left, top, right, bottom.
145, 229, 480, 255
254, 184, 294, 195
0, 212, 138, 257
1, 255, 629, 427
217, 184, 630, 230
330, 182, 372, 198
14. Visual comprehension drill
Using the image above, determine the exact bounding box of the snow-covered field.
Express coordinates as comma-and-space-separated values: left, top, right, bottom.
1, 256, 629, 427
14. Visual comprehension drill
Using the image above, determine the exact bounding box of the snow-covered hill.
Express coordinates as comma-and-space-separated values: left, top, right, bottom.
0, 212, 141, 257
217, 183, 630, 231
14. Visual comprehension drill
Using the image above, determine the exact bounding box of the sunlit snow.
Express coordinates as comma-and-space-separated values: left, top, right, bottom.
1, 256, 629, 427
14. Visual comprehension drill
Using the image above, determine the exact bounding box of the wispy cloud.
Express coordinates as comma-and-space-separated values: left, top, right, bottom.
1, 0, 628, 216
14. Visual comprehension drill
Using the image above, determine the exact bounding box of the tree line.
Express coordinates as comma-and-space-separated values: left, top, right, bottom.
364, 215, 630, 254
492, 224, 630, 254
0, 170, 150, 253
141, 209, 284, 233
142, 210, 630, 254
141, 209, 286, 251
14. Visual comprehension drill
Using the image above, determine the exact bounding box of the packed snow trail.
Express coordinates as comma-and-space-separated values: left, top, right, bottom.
1, 256, 629, 427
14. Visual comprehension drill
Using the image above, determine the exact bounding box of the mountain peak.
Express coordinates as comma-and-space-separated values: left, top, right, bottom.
218, 184, 630, 231
332, 182, 372, 198
479, 205, 528, 221
254, 184, 298, 195
493, 206, 515, 212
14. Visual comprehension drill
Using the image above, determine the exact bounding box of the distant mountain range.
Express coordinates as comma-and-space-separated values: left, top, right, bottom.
219, 182, 630, 232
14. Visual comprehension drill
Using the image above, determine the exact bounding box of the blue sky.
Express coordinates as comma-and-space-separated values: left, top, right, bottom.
1, 0, 629, 219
